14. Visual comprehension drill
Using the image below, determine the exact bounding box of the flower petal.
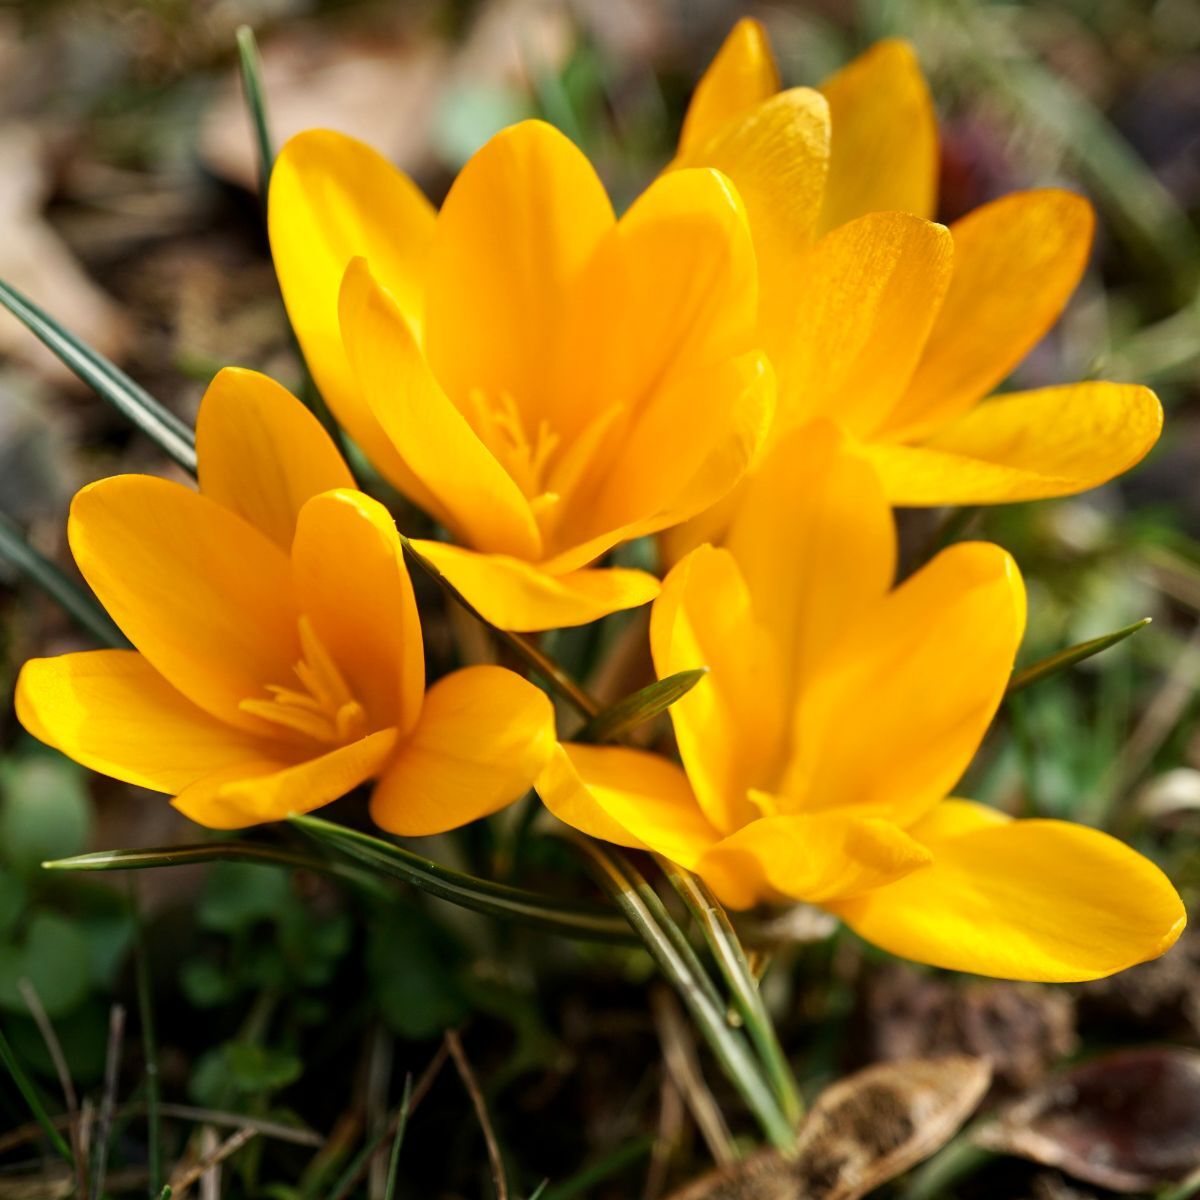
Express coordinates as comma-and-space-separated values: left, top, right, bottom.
411, 540, 659, 633
817, 40, 938, 233
536, 743, 720, 867
370, 666, 555, 836
291, 490, 424, 736
422, 120, 614, 432
174, 729, 397, 830
679, 18, 780, 156
650, 545, 787, 834
867, 382, 1163, 505
725, 422, 895, 702
69, 475, 298, 729
676, 88, 830, 325
196, 367, 355, 550
268, 129, 438, 497
830, 799, 1187, 981
16, 650, 269, 793
783, 542, 1026, 826
881, 190, 1094, 439
339, 257, 542, 559
694, 812, 932, 910
770, 212, 952, 437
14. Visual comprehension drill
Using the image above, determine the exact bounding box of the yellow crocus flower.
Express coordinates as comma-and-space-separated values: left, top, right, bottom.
670, 20, 1161, 511
538, 424, 1184, 982
15, 368, 555, 833
268, 119, 780, 632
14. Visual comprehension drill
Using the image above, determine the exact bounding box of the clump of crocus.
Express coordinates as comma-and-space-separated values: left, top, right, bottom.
269, 119, 786, 632
16, 369, 554, 832
538, 424, 1184, 982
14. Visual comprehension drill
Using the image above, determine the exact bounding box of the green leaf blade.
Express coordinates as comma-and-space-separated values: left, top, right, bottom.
575, 669, 707, 744
1007, 618, 1152, 694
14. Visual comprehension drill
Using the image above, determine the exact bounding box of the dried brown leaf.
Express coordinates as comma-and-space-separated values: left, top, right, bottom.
974, 1046, 1200, 1192
666, 1055, 992, 1200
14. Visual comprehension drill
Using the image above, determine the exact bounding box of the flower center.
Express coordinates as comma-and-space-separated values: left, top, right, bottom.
467, 388, 561, 518
240, 616, 367, 746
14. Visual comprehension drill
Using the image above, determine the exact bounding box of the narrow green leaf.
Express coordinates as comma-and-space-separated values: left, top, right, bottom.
0, 510, 126, 647
235, 26, 273, 206
399, 536, 601, 719
575, 669, 707, 744
0, 1024, 74, 1164
290, 815, 633, 944
383, 1076, 412, 1200
1007, 618, 1151, 694
43, 841, 389, 898
0, 278, 197, 472
538, 1136, 654, 1200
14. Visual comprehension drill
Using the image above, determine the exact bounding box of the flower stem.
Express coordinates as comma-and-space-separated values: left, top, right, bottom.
657, 858, 805, 1127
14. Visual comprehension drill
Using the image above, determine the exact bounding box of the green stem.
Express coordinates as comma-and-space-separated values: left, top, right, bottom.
572, 839, 796, 1153
658, 859, 804, 1126
130, 883, 163, 1198
235, 26, 273, 208
0, 1024, 74, 1165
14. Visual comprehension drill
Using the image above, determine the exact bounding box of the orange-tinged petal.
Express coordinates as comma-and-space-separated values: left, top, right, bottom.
174, 728, 397, 830
867, 381, 1164, 506
725, 422, 895, 702
268, 129, 439, 500
422, 120, 614, 431
536, 743, 720, 867
339, 258, 542, 559
69, 475, 298, 730
560, 350, 773, 565
650, 546, 787, 834
817, 40, 938, 233
830, 799, 1187, 981
291, 490, 424, 736
676, 88, 830, 327
679, 18, 780, 156
783, 542, 1025, 826
770, 212, 952, 437
411, 540, 658, 634
694, 811, 932, 910
16, 650, 269, 794
370, 666, 555, 836
882, 190, 1094, 439
196, 367, 355, 551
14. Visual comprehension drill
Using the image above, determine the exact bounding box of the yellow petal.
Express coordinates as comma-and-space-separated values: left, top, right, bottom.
411, 540, 659, 634
725, 421, 895, 702
268, 129, 438, 498
556, 350, 773, 569
174, 729, 397, 830
291, 490, 424, 736
868, 382, 1163, 505
817, 40, 938, 233
882, 190, 1094, 439
536, 743, 720, 867
69, 475, 298, 729
422, 120, 614, 432
370, 666, 555, 836
783, 542, 1025, 826
770, 212, 952, 437
694, 812, 932, 910
196, 367, 355, 551
831, 799, 1187, 981
679, 18, 780, 156
339, 257, 542, 559
676, 88, 830, 326
650, 545, 787, 834
16, 650, 268, 793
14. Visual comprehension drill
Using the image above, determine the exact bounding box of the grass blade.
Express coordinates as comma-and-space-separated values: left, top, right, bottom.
571, 838, 796, 1153
539, 1136, 655, 1200
1007, 618, 1151, 694
574, 670, 707, 744
235, 26, 273, 206
658, 860, 804, 1126
290, 815, 634, 944
382, 1076, 412, 1200
399, 536, 601, 720
0, 1019, 74, 1164
0, 278, 197, 473
130, 883, 163, 1199
0, 510, 127, 647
